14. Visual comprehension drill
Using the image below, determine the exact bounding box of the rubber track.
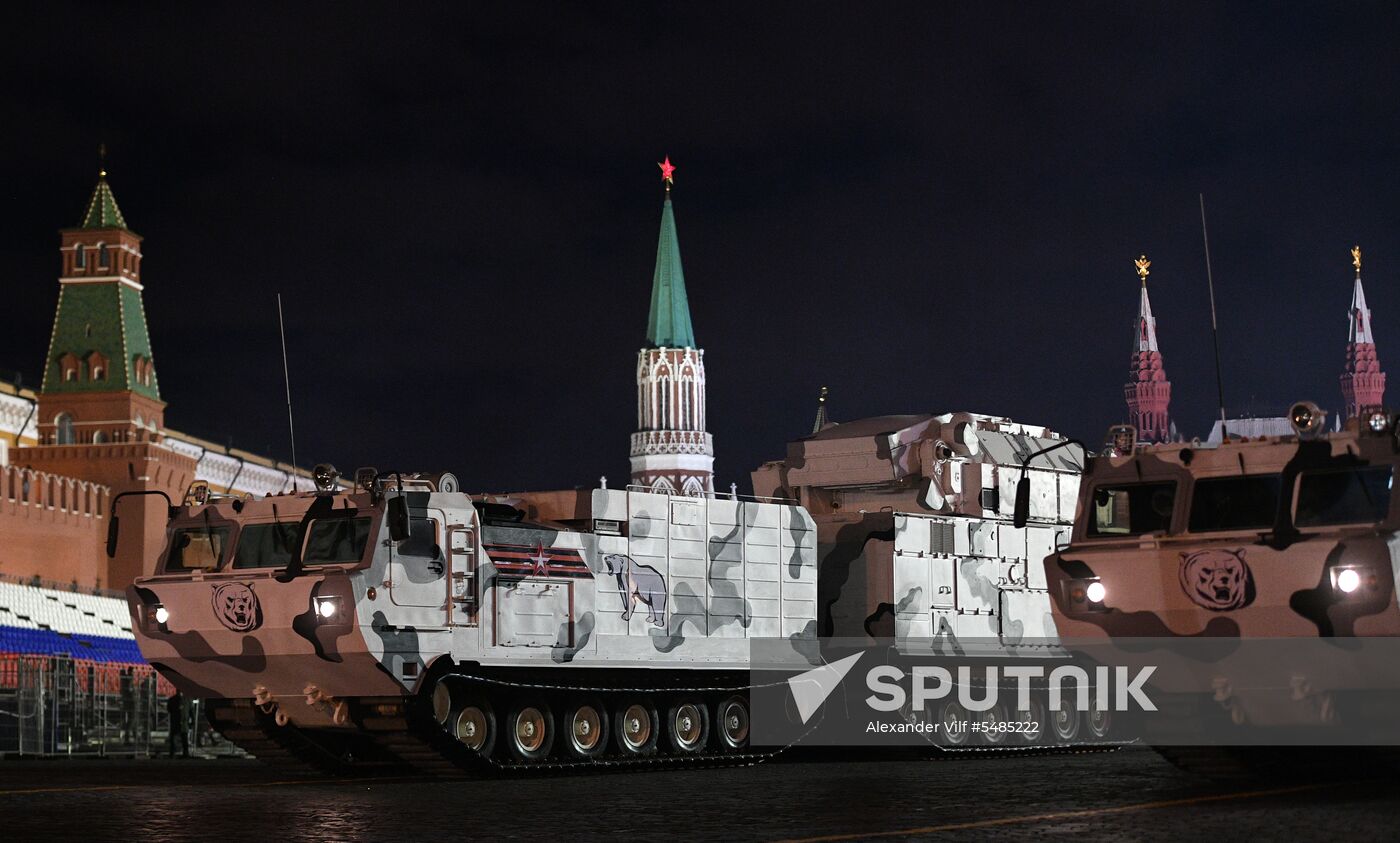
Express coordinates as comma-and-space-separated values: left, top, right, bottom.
206, 674, 1128, 778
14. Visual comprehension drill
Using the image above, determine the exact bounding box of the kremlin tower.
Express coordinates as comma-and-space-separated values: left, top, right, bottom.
26, 163, 196, 588
1340, 245, 1385, 419
1123, 255, 1173, 442
628, 159, 714, 496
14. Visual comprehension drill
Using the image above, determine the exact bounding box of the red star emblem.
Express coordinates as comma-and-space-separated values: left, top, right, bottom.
658, 156, 676, 184
528, 542, 551, 576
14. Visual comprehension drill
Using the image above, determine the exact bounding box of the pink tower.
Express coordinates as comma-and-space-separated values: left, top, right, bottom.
1124, 255, 1172, 442
1341, 245, 1385, 419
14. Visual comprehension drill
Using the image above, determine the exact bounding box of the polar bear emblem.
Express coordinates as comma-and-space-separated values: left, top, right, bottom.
1179, 548, 1255, 611
602, 553, 668, 627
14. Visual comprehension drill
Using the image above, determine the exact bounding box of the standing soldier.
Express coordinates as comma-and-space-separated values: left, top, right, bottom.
166, 691, 189, 758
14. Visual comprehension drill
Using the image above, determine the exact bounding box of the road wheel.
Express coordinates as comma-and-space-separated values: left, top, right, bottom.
505, 701, 554, 762
615, 699, 659, 757
715, 695, 750, 752
978, 701, 1010, 745
562, 697, 609, 760
1018, 693, 1048, 744
453, 698, 496, 756
938, 699, 971, 747
1048, 694, 1081, 743
431, 679, 453, 725
666, 699, 710, 754
1086, 705, 1113, 740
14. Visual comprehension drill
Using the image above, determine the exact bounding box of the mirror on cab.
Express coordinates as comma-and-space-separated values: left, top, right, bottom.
387, 495, 412, 542
105, 490, 177, 559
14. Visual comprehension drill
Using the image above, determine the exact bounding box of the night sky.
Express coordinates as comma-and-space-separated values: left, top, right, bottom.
4, 3, 1398, 493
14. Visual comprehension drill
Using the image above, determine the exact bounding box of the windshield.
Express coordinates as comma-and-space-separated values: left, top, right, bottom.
165, 526, 230, 572
233, 523, 301, 569
1295, 466, 1393, 527
1189, 474, 1282, 532
1088, 481, 1176, 536
303, 516, 373, 565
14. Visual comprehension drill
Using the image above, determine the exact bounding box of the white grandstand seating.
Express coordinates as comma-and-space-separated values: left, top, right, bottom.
0, 581, 141, 662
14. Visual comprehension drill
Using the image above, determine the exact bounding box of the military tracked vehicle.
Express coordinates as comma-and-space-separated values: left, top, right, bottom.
1038, 403, 1400, 776
114, 471, 817, 773
753, 411, 1128, 747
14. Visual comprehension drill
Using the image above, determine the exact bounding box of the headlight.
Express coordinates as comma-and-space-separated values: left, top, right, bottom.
1065, 578, 1108, 611
1336, 568, 1361, 594
1368, 411, 1390, 433
313, 463, 340, 493
316, 598, 341, 620
153, 605, 170, 625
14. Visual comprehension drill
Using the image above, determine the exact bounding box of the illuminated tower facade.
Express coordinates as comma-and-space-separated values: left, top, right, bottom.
1123, 255, 1172, 442
629, 159, 714, 496
1340, 246, 1385, 419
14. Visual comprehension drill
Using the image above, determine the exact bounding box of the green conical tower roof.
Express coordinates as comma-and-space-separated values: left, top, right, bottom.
42, 173, 158, 400
80, 174, 127, 230
646, 196, 696, 348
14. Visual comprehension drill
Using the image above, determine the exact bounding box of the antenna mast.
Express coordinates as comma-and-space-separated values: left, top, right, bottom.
277, 293, 300, 492
1199, 194, 1228, 439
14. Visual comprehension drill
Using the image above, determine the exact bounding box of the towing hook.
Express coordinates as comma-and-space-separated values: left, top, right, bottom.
274, 707, 290, 727
332, 700, 350, 726
1289, 675, 1314, 700
1210, 677, 1231, 702
305, 684, 325, 706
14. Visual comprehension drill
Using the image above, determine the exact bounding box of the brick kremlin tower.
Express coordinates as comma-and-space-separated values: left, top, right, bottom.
628, 158, 714, 496
24, 163, 195, 588
1124, 255, 1173, 442
1340, 245, 1385, 419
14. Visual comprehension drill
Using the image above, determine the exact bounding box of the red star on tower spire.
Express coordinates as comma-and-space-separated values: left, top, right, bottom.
658, 156, 676, 189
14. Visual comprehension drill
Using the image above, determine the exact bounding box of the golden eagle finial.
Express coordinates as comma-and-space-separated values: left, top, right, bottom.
1134, 254, 1151, 285
1352, 245, 1362, 276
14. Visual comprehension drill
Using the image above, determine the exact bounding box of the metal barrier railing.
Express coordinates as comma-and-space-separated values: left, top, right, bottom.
0, 654, 187, 757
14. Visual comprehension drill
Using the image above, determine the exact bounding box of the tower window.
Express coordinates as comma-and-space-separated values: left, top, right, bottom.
55, 414, 75, 446
65, 369, 76, 382
75, 245, 85, 269
98, 244, 109, 268
91, 366, 104, 381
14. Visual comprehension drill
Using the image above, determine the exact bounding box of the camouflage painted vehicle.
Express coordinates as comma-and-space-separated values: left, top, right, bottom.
753, 411, 1128, 747
116, 469, 817, 772
1039, 404, 1400, 774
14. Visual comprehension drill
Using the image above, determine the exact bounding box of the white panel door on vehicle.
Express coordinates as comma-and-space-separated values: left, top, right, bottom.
390, 508, 448, 610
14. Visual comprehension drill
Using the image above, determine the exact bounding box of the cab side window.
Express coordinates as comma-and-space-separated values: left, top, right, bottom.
166, 526, 230, 572
1295, 466, 1393, 527
303, 516, 372, 564
397, 517, 443, 573
1089, 482, 1176, 536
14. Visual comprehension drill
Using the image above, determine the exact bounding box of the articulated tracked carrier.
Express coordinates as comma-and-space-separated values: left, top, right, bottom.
117, 474, 817, 773
753, 412, 1129, 747
1042, 404, 1400, 776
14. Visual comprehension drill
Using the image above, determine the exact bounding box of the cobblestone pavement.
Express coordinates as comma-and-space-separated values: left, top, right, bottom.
0, 746, 1395, 841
